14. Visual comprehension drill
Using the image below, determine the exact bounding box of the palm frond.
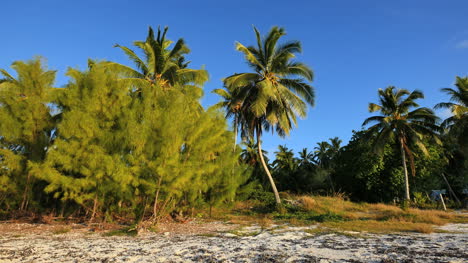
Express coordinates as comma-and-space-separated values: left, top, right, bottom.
102, 62, 145, 79
114, 44, 149, 75
235, 42, 264, 71
279, 78, 314, 106
223, 73, 259, 89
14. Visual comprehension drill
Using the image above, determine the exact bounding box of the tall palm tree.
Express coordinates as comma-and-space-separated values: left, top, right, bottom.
435, 77, 468, 126
363, 86, 440, 201
313, 141, 331, 167
222, 26, 315, 204
435, 77, 468, 153
313, 140, 336, 192
105, 26, 208, 90
212, 85, 242, 149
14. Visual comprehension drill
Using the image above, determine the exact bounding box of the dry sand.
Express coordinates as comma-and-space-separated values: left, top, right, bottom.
0, 221, 466, 263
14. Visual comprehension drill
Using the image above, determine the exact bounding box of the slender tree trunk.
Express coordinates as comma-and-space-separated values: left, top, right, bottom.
399, 138, 410, 201
441, 173, 461, 205
328, 172, 335, 194
90, 195, 99, 222
256, 127, 281, 205
233, 121, 238, 151
20, 173, 31, 211
153, 176, 163, 218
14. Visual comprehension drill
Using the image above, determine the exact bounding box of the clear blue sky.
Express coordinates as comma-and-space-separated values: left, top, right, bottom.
1, 0, 467, 157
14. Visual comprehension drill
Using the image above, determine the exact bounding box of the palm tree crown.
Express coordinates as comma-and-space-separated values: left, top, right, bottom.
224, 26, 315, 138
106, 26, 208, 90
435, 76, 468, 129
363, 86, 440, 200
298, 148, 313, 167
273, 145, 297, 171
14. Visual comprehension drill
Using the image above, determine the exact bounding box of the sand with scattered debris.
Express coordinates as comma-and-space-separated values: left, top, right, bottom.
0, 222, 467, 263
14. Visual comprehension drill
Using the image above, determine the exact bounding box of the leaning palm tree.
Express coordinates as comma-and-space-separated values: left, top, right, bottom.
363, 86, 440, 201
105, 26, 208, 90
222, 26, 315, 205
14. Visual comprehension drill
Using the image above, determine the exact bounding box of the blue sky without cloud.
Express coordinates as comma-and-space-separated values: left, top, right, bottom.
1, 0, 467, 157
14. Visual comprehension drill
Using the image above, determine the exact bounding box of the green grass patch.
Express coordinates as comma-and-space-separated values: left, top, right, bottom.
103, 227, 138, 237
274, 211, 345, 222
52, 227, 71, 235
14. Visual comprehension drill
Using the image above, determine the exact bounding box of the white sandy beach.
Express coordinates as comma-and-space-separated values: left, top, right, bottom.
0, 222, 467, 263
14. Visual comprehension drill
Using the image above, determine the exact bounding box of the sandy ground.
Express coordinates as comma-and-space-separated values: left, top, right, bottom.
0, 221, 467, 263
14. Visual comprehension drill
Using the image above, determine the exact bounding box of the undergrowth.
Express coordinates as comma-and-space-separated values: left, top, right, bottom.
214, 194, 467, 234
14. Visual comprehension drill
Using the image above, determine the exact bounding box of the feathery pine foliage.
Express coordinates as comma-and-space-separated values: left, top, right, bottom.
29, 62, 133, 220
0, 58, 59, 211
22, 61, 246, 221
125, 79, 247, 219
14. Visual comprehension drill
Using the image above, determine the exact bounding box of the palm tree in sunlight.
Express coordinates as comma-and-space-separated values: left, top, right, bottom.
363, 86, 440, 200
222, 26, 314, 205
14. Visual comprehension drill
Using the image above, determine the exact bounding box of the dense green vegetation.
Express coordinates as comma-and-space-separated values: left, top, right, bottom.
0, 26, 467, 223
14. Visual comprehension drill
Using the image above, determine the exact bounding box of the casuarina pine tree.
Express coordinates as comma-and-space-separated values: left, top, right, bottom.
0, 58, 59, 211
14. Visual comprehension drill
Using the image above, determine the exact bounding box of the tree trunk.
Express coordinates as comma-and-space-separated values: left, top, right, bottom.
399, 138, 410, 201
233, 118, 238, 151
90, 195, 99, 222
328, 172, 335, 194
441, 173, 461, 206
20, 173, 32, 211
153, 176, 163, 218
256, 128, 281, 205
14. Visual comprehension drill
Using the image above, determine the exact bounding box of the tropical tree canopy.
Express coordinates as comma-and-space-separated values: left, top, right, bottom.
435, 76, 468, 128
435, 76, 468, 156
105, 26, 208, 91
221, 26, 315, 205
363, 86, 440, 200
1, 25, 467, 220
224, 26, 315, 138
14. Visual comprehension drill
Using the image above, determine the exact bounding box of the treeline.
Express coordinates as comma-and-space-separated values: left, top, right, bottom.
1, 26, 467, 223
242, 82, 468, 206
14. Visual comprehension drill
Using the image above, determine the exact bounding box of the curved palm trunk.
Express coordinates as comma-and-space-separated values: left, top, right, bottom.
399, 138, 410, 201
256, 128, 281, 205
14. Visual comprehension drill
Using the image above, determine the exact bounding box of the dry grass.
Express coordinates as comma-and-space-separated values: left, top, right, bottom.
219, 195, 467, 234
323, 220, 435, 234
294, 195, 466, 224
